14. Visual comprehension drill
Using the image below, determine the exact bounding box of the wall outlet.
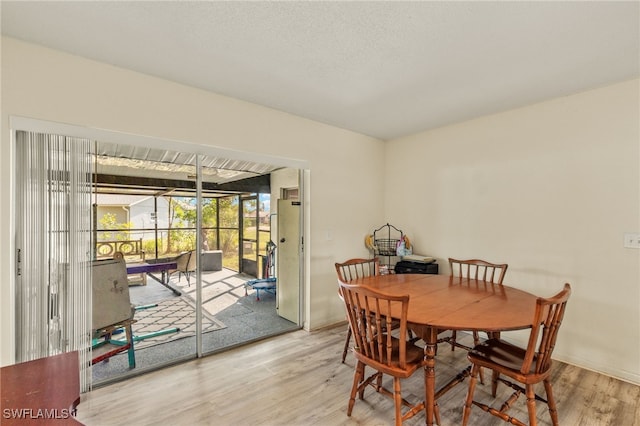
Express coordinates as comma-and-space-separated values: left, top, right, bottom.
623, 233, 640, 249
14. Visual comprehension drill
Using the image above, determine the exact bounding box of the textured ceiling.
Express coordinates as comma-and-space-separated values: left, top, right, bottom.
2, 1, 639, 140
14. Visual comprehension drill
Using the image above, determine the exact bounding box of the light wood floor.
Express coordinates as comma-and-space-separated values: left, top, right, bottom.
76, 325, 639, 426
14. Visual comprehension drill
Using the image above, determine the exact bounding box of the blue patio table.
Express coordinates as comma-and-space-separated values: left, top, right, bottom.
126, 261, 180, 295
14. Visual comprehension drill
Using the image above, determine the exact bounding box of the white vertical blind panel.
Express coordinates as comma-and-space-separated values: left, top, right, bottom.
15, 131, 93, 392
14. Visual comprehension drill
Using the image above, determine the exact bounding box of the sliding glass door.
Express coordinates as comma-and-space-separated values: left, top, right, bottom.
91, 147, 198, 384
13, 123, 303, 387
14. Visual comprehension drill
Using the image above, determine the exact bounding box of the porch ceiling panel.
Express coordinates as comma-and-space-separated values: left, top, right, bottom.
96, 141, 283, 185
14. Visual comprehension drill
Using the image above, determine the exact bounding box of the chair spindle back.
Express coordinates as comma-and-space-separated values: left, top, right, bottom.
524, 283, 571, 375
449, 258, 508, 284
335, 258, 380, 283
339, 281, 410, 369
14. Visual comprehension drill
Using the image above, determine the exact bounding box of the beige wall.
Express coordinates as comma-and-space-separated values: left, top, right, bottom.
385, 78, 640, 384
3, 36, 638, 385
0, 37, 385, 365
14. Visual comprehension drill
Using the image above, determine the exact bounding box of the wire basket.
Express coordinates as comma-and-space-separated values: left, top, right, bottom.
375, 239, 399, 256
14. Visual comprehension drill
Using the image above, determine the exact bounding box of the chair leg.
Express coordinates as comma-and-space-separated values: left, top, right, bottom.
450, 330, 457, 351
348, 361, 364, 416
390, 377, 402, 426
525, 384, 538, 426
472, 330, 481, 346
470, 331, 485, 384
462, 364, 480, 426
491, 370, 500, 397
342, 326, 351, 363
434, 402, 442, 426
358, 364, 367, 400
478, 367, 485, 385
375, 370, 383, 391
543, 378, 559, 426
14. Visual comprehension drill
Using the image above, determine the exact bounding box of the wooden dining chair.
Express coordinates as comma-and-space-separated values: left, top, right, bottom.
440, 258, 509, 351
462, 283, 571, 426
339, 281, 427, 426
335, 257, 380, 283
335, 258, 381, 363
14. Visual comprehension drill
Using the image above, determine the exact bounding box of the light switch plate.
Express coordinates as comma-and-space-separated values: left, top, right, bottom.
623, 233, 640, 249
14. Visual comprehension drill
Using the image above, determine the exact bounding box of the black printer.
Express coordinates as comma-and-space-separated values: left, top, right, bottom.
394, 255, 438, 275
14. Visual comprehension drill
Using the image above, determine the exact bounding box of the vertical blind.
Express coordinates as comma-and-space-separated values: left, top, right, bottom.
15, 131, 93, 391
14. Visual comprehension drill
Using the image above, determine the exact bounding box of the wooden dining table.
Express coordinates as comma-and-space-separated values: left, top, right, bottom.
350, 273, 539, 426
1, 351, 82, 425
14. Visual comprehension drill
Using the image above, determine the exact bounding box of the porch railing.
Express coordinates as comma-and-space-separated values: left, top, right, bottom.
95, 239, 145, 260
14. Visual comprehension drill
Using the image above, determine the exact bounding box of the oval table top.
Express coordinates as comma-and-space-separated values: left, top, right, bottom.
350, 273, 538, 332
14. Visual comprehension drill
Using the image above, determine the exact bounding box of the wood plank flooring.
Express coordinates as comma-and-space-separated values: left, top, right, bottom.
76, 325, 639, 426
